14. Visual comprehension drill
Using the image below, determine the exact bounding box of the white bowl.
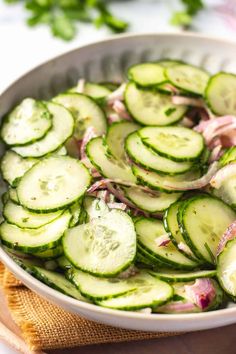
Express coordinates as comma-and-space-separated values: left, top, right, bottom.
1, 33, 236, 332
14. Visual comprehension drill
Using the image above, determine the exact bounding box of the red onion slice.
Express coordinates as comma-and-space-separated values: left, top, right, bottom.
195, 116, 236, 147
210, 162, 236, 189
209, 145, 223, 163
157, 301, 197, 313
75, 78, 86, 93
172, 96, 205, 107
108, 113, 121, 124
217, 221, 236, 256
107, 202, 127, 211
80, 127, 96, 160
88, 178, 162, 195
184, 278, 216, 310
163, 162, 219, 191
155, 235, 171, 247
107, 83, 126, 105
112, 100, 131, 120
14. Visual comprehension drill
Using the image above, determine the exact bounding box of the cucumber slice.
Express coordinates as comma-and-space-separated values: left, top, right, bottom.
84, 83, 111, 98
217, 238, 236, 298
150, 270, 217, 282
1, 191, 9, 205
205, 72, 236, 115
13, 102, 74, 158
133, 165, 200, 193
71, 82, 111, 99
8, 188, 19, 204
137, 244, 169, 268
213, 174, 236, 208
54, 93, 106, 140
57, 256, 72, 270
1, 98, 52, 146
0, 151, 37, 187
136, 251, 155, 267
17, 156, 91, 212
0, 210, 71, 253
163, 201, 197, 260
178, 196, 236, 264
123, 186, 181, 213
86, 137, 136, 182
30, 266, 88, 301
220, 147, 236, 167
68, 268, 157, 300
63, 209, 136, 277
69, 199, 82, 227
135, 218, 199, 269
125, 132, 193, 175
106, 121, 140, 161
83, 197, 109, 221
139, 126, 204, 162
125, 82, 187, 126
128, 63, 166, 87
55, 146, 67, 156
34, 245, 63, 259
166, 64, 209, 96
97, 275, 173, 310
3, 200, 64, 229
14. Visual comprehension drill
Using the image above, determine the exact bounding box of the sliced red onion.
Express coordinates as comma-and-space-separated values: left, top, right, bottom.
75, 78, 86, 93
91, 169, 101, 178
210, 162, 236, 189
161, 83, 180, 94
80, 127, 96, 160
108, 113, 121, 124
106, 183, 143, 209
81, 157, 100, 177
96, 190, 110, 202
217, 221, 236, 256
163, 162, 219, 191
106, 83, 126, 105
220, 130, 236, 148
195, 116, 236, 147
178, 242, 194, 257
88, 178, 161, 195
107, 202, 127, 210
106, 183, 162, 218
112, 100, 131, 120
184, 278, 216, 310
180, 117, 195, 128
209, 145, 223, 163
157, 301, 197, 313
195, 115, 235, 134
155, 235, 171, 247
87, 179, 108, 193
172, 96, 205, 108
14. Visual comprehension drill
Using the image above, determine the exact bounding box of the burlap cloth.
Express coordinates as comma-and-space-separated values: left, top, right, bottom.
0, 262, 179, 351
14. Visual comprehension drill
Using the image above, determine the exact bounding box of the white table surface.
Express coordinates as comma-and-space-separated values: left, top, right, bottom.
1, 0, 236, 353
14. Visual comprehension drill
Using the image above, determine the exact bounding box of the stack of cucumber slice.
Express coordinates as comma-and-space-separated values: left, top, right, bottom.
1, 59, 236, 314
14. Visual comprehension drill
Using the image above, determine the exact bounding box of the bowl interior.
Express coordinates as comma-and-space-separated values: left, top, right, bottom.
1, 33, 236, 331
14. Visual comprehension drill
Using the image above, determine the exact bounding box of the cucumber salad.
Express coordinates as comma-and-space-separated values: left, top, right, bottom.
2, 60, 236, 314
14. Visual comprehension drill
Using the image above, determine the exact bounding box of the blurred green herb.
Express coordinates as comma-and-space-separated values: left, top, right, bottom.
4, 0, 128, 40
3, 0, 205, 41
171, 0, 204, 27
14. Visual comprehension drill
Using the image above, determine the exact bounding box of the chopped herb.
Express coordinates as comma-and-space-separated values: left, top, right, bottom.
4, 0, 205, 41
165, 107, 176, 116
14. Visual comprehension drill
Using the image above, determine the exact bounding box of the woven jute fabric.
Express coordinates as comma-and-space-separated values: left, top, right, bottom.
0, 262, 179, 350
